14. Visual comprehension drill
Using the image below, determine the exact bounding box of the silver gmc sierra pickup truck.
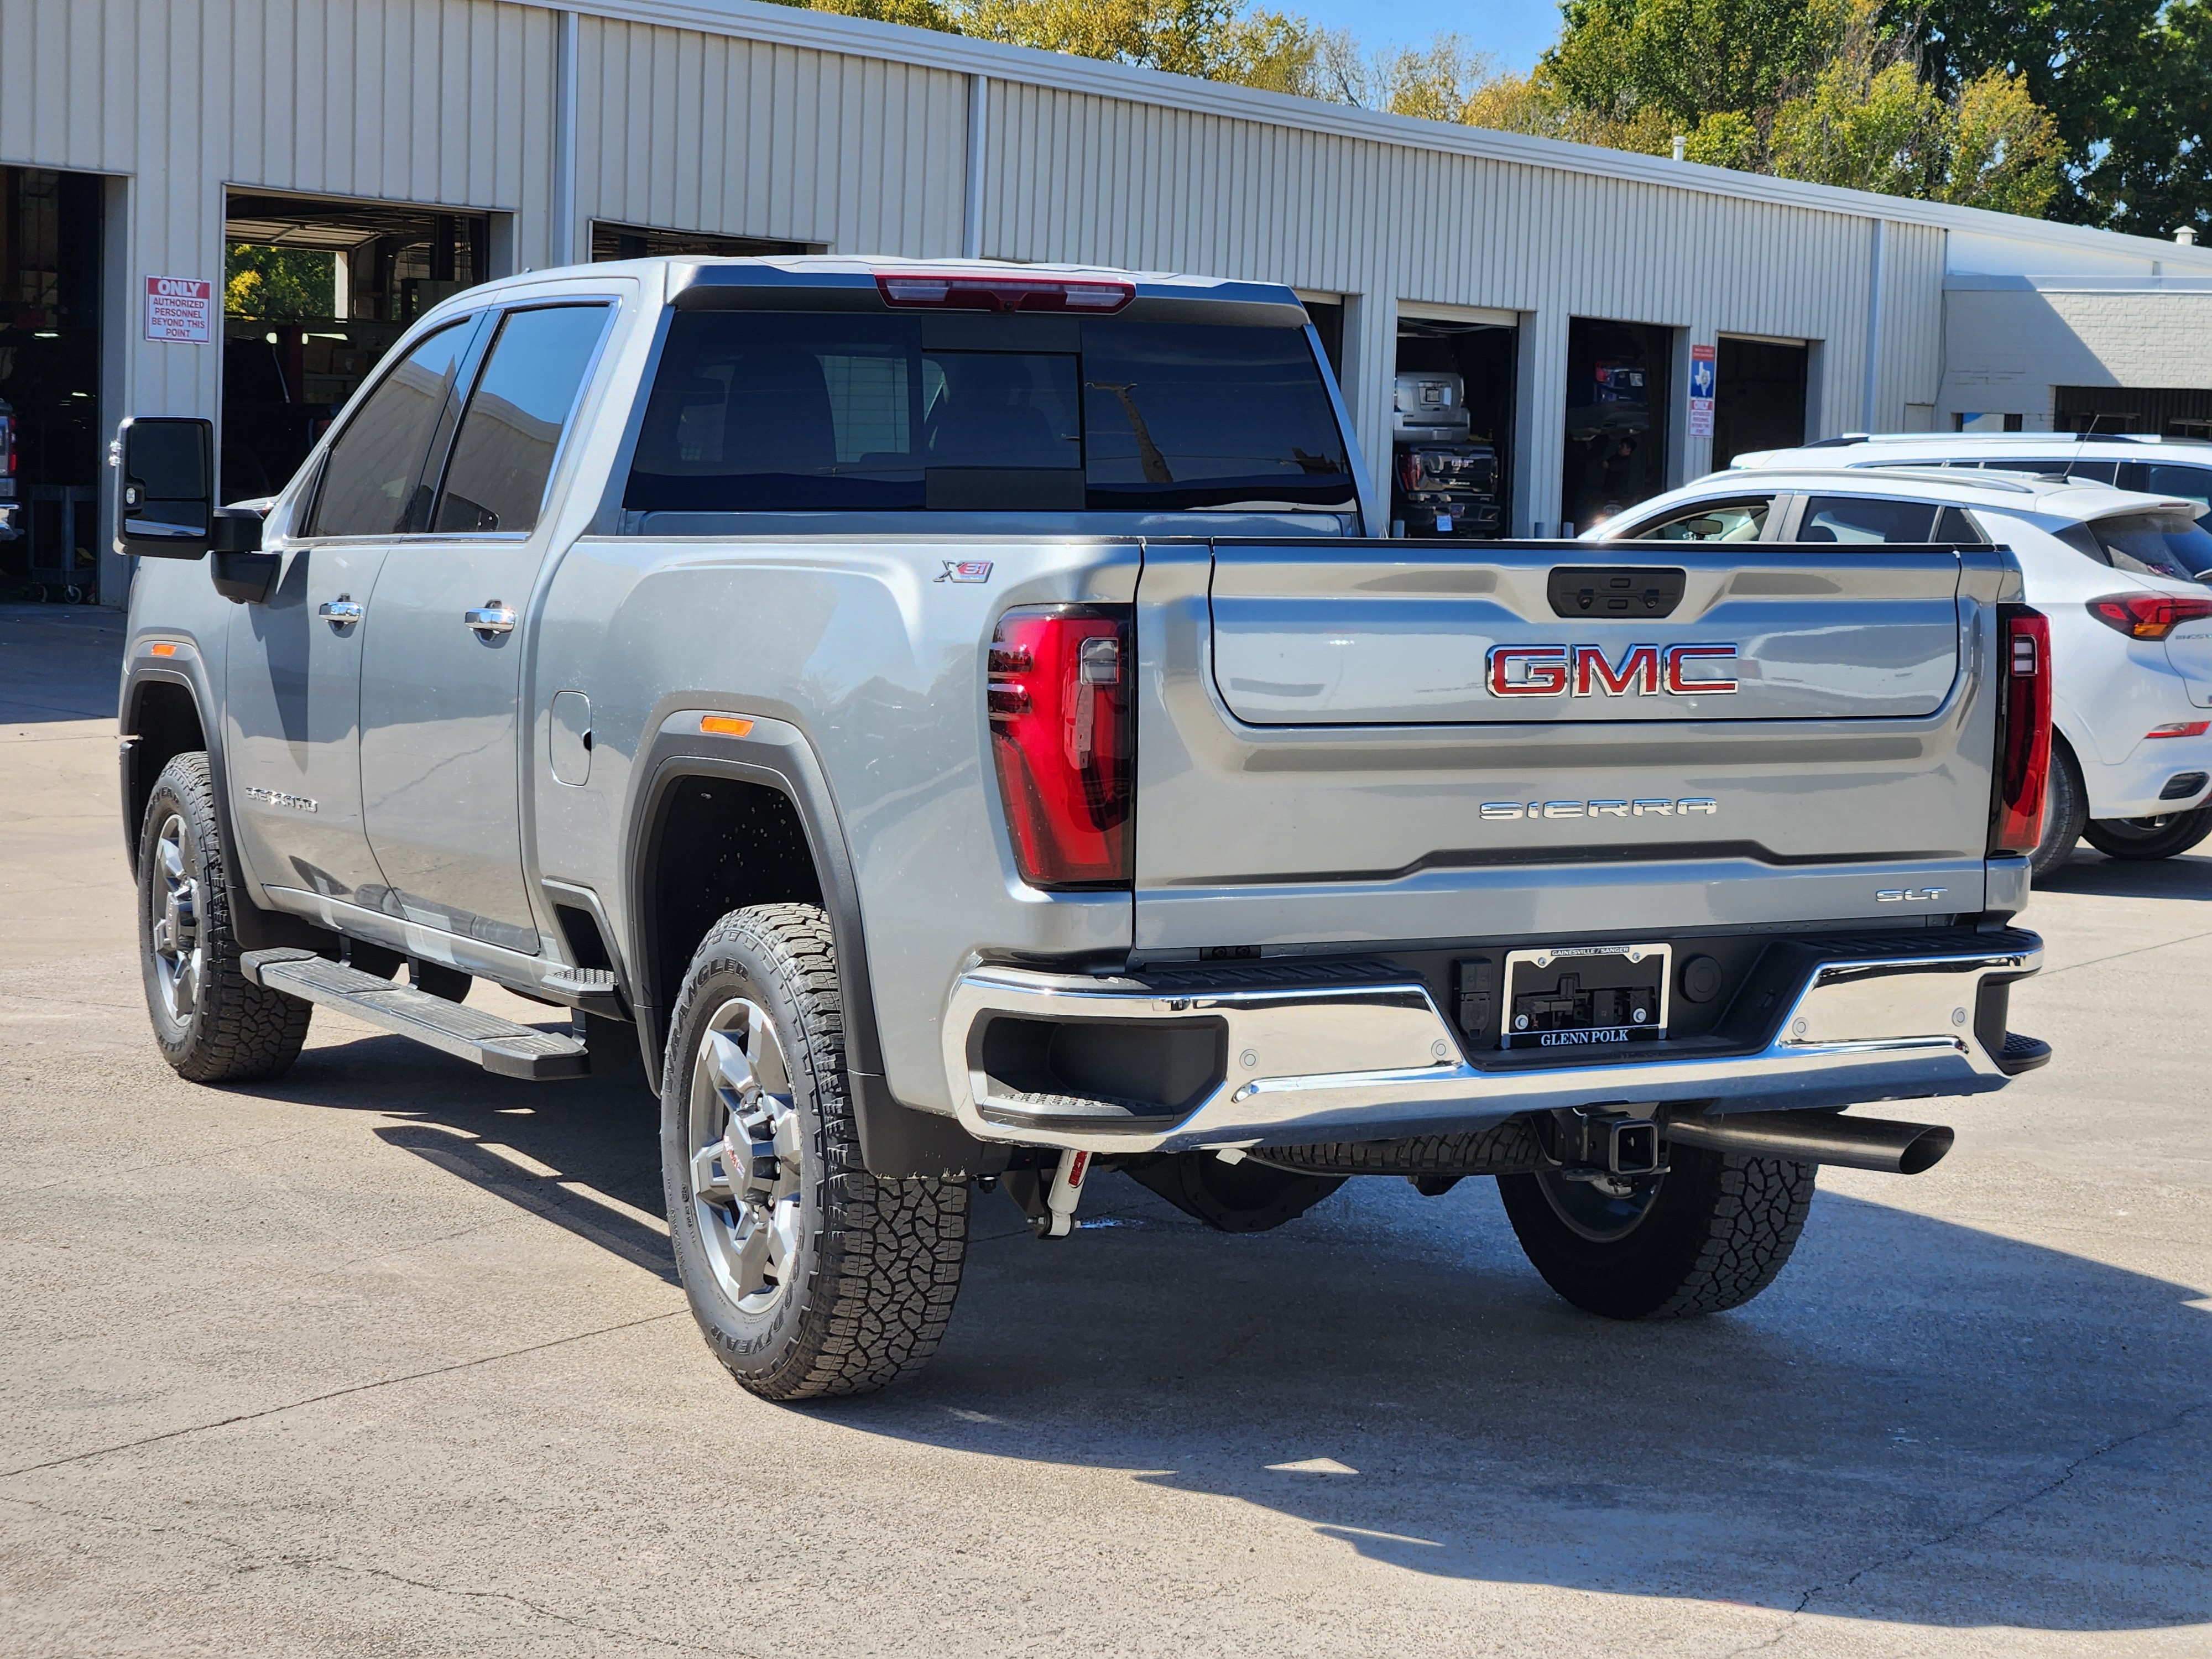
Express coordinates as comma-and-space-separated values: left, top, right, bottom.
114, 257, 2053, 1400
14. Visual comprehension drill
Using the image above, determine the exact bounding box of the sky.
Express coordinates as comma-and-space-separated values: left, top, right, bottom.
1288, 1, 1564, 72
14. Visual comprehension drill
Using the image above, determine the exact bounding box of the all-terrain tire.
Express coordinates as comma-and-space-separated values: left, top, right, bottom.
661, 903, 967, 1400
2081, 806, 2212, 860
137, 752, 312, 1082
1497, 1145, 1815, 1320
2031, 740, 2089, 883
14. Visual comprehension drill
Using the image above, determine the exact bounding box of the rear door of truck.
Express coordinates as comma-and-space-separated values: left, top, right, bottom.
1131, 536, 2004, 951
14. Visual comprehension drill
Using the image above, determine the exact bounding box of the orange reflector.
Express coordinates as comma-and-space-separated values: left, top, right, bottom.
699, 714, 754, 738
149, 642, 178, 658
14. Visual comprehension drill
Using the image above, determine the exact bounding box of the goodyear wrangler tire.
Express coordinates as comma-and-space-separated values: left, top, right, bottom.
137, 752, 312, 1083
661, 903, 968, 1400
1497, 1144, 1815, 1320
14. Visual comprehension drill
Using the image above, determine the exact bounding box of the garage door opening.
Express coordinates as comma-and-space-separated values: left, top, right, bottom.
221, 191, 493, 503
0, 166, 105, 602
590, 222, 815, 262
1562, 317, 1670, 533
1392, 312, 1515, 539
1713, 336, 1808, 468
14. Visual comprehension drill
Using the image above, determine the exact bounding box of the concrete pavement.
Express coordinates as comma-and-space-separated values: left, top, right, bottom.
1, 604, 2206, 1657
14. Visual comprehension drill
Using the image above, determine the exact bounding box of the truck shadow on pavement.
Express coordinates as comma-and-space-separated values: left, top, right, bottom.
2035, 846, 2212, 900
263, 1029, 2210, 1635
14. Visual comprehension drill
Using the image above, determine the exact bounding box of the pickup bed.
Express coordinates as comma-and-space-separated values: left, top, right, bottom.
114, 256, 2051, 1399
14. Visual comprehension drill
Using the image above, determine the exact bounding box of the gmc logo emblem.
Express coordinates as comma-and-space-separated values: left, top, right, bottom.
1487, 643, 1740, 698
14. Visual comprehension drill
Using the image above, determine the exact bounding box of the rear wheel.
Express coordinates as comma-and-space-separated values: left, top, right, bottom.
2031, 742, 2088, 882
661, 903, 967, 1400
137, 752, 312, 1082
2082, 807, 2212, 860
1498, 1144, 1815, 1319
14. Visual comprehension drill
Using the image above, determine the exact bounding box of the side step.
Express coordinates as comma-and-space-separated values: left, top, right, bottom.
242, 949, 590, 1080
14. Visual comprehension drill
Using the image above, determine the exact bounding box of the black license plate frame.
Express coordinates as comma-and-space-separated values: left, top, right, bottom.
1500, 942, 1672, 1051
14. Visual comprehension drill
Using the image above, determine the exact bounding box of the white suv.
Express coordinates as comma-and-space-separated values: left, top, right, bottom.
1589, 467, 2212, 878
1732, 434, 2212, 526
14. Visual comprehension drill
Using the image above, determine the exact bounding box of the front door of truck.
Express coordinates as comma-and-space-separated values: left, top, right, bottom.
358, 303, 611, 955
226, 316, 482, 907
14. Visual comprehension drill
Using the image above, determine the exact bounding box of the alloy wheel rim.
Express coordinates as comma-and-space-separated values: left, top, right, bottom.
687, 998, 805, 1313
150, 813, 202, 1025
1535, 1166, 1663, 1243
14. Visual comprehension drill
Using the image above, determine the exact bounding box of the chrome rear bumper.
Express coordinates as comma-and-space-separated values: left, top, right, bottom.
942, 932, 2043, 1154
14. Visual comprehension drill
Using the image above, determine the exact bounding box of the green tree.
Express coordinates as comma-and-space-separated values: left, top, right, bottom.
224, 244, 336, 321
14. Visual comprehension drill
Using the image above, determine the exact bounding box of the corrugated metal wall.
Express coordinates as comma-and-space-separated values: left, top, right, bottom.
575, 14, 966, 258
0, 0, 2072, 589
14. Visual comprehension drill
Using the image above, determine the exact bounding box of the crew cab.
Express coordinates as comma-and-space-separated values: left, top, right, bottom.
116, 257, 2051, 1399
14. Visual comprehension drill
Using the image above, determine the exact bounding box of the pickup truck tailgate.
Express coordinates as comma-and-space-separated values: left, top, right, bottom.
1132, 540, 2000, 951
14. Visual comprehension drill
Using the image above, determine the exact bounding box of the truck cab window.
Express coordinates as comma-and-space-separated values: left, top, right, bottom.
307, 320, 474, 538
432, 305, 609, 535
1799, 497, 1937, 543
1624, 500, 1768, 541
623, 311, 1351, 515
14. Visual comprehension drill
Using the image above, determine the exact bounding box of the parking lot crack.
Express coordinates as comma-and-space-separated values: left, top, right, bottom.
0, 1310, 687, 1481
0, 1491, 752, 1654
1741, 1396, 2212, 1648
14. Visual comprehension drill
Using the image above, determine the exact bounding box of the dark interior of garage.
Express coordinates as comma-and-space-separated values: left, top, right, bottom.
1712, 336, 1808, 468
2056, 385, 2212, 436
221, 192, 492, 503
1393, 316, 1514, 538
1561, 317, 1670, 532
590, 221, 811, 262
0, 166, 103, 602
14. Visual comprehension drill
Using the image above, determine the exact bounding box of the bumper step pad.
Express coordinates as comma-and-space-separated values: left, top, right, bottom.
241, 949, 589, 1080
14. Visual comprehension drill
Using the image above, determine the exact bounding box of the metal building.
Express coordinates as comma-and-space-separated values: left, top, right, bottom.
6, 0, 2211, 603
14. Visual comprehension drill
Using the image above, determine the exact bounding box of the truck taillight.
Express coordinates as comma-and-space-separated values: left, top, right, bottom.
877, 274, 1133, 314
1991, 604, 2052, 857
987, 606, 1134, 888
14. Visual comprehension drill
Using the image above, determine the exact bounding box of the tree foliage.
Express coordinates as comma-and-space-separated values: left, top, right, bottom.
224, 244, 336, 322
1910, 0, 2209, 234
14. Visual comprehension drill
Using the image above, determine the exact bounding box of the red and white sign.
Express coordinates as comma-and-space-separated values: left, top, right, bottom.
1688, 342, 1717, 438
144, 275, 213, 343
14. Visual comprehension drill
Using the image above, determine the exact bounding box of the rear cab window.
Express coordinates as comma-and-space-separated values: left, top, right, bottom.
622, 311, 1354, 519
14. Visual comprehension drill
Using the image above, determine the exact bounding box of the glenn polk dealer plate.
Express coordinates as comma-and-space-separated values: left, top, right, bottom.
1501, 943, 1672, 1050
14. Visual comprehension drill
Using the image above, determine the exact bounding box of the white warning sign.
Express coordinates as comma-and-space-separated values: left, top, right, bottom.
144, 275, 213, 343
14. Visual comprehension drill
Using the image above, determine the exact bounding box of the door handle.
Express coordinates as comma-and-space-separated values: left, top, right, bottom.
465, 604, 516, 638
318, 598, 364, 628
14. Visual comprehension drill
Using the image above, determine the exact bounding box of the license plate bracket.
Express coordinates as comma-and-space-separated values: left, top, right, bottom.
1501, 943, 1671, 1050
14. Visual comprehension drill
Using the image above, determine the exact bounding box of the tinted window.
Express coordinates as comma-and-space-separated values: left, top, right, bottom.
309, 321, 473, 537
2130, 462, 2212, 513
1079, 322, 1350, 509
623, 312, 1350, 515
432, 306, 609, 534
2091, 513, 2212, 581
1799, 496, 1938, 543
1937, 505, 1989, 545
1626, 500, 1768, 541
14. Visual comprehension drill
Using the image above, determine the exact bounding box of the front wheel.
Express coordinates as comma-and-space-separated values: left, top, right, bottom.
661, 904, 968, 1400
137, 752, 312, 1082
2081, 807, 2212, 861
1498, 1144, 1815, 1319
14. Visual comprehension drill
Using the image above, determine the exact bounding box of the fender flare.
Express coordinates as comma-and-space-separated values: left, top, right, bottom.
625, 716, 1000, 1181
119, 657, 324, 956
